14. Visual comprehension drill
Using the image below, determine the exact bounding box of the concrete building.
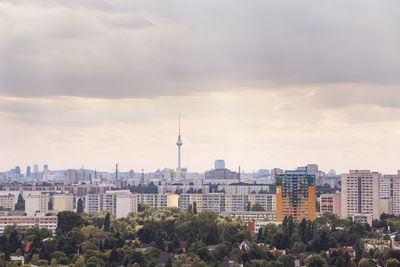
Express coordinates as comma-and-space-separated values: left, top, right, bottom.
0, 216, 58, 235
352, 214, 373, 226
222, 211, 276, 222
0, 194, 16, 210
64, 169, 79, 185
137, 194, 179, 209
205, 168, 239, 180
53, 193, 73, 212
276, 170, 316, 222
25, 194, 49, 216
215, 160, 226, 170
378, 198, 393, 215
320, 193, 341, 217
85, 190, 131, 214
218, 184, 273, 194
341, 170, 380, 219
116, 194, 138, 218
179, 194, 225, 213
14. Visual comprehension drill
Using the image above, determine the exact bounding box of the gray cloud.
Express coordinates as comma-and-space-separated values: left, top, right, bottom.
0, 0, 399, 101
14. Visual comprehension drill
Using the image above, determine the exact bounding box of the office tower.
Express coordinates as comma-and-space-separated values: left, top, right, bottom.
33, 165, 39, 173
25, 194, 49, 216
215, 160, 226, 170
15, 166, 21, 176
26, 166, 31, 177
176, 114, 183, 171
64, 169, 78, 185
320, 193, 341, 216
43, 164, 48, 173
341, 170, 379, 219
276, 170, 316, 222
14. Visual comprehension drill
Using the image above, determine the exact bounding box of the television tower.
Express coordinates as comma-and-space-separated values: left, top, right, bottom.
176, 114, 183, 170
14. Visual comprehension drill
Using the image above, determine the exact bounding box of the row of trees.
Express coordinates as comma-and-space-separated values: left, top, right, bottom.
3, 205, 400, 266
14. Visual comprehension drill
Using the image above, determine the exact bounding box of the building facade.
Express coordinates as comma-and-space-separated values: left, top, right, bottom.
276, 170, 316, 222
341, 170, 380, 219
0, 216, 58, 235
320, 193, 341, 217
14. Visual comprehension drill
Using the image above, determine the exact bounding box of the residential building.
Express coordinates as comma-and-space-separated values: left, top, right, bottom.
116, 194, 138, 218
205, 169, 239, 180
64, 169, 78, 185
53, 193, 73, 212
25, 194, 49, 216
320, 193, 341, 216
0, 216, 58, 235
341, 170, 380, 219
276, 170, 316, 222
0, 194, 16, 210
352, 214, 373, 226
222, 211, 276, 222
137, 194, 179, 209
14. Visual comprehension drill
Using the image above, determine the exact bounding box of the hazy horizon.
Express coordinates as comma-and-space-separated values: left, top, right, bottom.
1, 0, 400, 174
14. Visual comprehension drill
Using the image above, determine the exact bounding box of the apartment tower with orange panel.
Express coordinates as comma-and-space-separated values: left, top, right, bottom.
276, 170, 316, 222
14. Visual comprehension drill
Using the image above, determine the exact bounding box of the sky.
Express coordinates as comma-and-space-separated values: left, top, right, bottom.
1, 0, 400, 174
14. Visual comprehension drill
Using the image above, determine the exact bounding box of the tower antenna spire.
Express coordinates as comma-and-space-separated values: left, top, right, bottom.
176, 113, 183, 170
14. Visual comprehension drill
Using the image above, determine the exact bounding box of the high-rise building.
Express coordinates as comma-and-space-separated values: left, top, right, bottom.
26, 166, 31, 177
215, 160, 225, 170
64, 169, 78, 185
33, 165, 39, 173
276, 170, 316, 222
43, 164, 49, 173
341, 170, 380, 219
25, 194, 49, 216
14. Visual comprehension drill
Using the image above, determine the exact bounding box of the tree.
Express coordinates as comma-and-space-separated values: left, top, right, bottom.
193, 201, 197, 214
104, 212, 111, 232
307, 255, 326, 267
246, 202, 251, 211
251, 203, 265, 211
48, 200, 53, 211
57, 211, 84, 234
387, 258, 400, 267
15, 193, 25, 211
77, 199, 84, 214
165, 257, 173, 267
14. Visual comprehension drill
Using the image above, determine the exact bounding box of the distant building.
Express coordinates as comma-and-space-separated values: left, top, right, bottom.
341, 170, 380, 219
25, 194, 49, 216
205, 168, 239, 180
0, 216, 58, 235
276, 170, 316, 222
215, 160, 226, 170
352, 213, 373, 226
64, 169, 78, 185
320, 193, 341, 216
26, 166, 31, 177
116, 194, 138, 218
137, 194, 179, 209
53, 193, 73, 212
33, 165, 39, 173
0, 194, 16, 210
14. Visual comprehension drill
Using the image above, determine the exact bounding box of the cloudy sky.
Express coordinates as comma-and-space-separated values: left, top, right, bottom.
1, 0, 400, 174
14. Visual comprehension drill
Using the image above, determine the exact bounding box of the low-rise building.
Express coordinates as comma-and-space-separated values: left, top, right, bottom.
0, 216, 58, 235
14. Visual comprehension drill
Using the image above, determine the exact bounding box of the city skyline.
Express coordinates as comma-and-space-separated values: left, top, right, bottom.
1, 1, 400, 173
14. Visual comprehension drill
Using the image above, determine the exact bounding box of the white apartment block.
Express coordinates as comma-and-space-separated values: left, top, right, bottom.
179, 194, 226, 213
137, 194, 179, 208
219, 185, 272, 195
178, 194, 275, 214
222, 211, 276, 222
0, 216, 58, 235
341, 170, 380, 219
25, 194, 49, 216
116, 194, 138, 218
379, 176, 392, 199
85, 190, 131, 214
0, 194, 16, 210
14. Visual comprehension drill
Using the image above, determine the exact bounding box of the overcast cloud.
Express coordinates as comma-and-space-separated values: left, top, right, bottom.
1, 0, 400, 173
